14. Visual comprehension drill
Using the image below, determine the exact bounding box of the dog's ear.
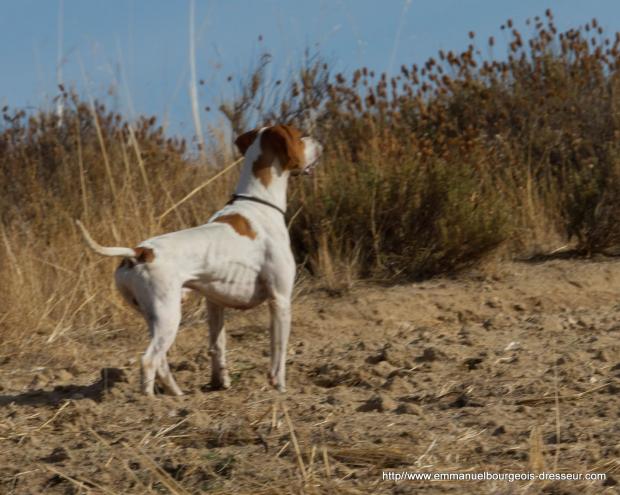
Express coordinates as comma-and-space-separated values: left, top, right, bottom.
261, 125, 305, 170
235, 129, 259, 155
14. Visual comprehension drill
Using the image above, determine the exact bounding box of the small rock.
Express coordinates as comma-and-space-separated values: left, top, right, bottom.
446, 393, 483, 409
315, 364, 331, 375
372, 361, 398, 378
494, 356, 517, 365
394, 403, 420, 415
366, 345, 390, 364
357, 394, 397, 413
325, 395, 339, 405
504, 341, 522, 352
415, 347, 440, 363
40, 447, 69, 464
463, 357, 484, 370
491, 425, 506, 436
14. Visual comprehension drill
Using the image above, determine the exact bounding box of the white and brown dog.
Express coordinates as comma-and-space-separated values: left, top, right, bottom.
76, 125, 322, 396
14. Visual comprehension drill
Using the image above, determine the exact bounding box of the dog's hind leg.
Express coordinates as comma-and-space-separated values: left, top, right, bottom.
141, 292, 183, 396
207, 300, 230, 389
156, 355, 183, 396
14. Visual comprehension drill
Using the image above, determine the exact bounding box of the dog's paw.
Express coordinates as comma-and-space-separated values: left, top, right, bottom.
268, 373, 286, 393
211, 374, 231, 390
268, 373, 277, 387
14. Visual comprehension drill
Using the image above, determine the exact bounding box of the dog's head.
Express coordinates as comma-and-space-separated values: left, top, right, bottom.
235, 125, 323, 178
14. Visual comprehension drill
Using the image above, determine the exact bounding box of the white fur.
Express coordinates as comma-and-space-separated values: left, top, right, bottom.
77, 126, 322, 396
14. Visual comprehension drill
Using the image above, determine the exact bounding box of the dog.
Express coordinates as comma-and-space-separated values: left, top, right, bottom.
76, 124, 322, 396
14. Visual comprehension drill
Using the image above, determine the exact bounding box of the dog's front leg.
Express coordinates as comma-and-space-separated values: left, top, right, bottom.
268, 297, 291, 392
207, 300, 230, 389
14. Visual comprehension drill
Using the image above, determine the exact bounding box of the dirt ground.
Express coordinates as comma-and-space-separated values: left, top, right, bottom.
1, 258, 619, 494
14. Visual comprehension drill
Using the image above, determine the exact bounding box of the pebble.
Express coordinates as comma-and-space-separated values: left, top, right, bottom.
504, 341, 522, 352
357, 394, 397, 413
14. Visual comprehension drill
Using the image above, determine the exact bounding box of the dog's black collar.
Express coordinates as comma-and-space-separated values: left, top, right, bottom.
227, 194, 286, 216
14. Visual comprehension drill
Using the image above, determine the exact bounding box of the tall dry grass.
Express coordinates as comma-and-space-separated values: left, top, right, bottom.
2, 11, 620, 353
0, 97, 237, 357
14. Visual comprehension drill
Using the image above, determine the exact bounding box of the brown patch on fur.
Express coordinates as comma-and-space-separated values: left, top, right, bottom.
235, 129, 259, 155
134, 247, 156, 263
261, 125, 306, 171
118, 247, 156, 269
235, 125, 307, 187
214, 214, 257, 240
252, 153, 273, 187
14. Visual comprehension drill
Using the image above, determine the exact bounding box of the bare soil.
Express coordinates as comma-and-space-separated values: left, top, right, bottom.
1, 259, 619, 494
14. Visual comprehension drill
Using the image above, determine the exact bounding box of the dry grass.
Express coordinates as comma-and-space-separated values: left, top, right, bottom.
0, 97, 239, 357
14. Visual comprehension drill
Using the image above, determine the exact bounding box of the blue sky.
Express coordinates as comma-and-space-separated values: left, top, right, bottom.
1, 1, 619, 140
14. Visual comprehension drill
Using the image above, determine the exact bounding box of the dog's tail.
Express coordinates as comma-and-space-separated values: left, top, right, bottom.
75, 220, 137, 258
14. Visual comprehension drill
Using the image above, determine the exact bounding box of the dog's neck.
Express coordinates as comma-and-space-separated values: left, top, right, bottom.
234, 142, 290, 213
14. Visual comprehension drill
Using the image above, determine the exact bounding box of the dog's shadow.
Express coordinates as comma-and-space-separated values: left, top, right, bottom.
0, 368, 128, 408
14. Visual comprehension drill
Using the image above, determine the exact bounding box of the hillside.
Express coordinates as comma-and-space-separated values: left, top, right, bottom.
1, 258, 618, 494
